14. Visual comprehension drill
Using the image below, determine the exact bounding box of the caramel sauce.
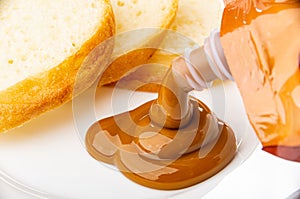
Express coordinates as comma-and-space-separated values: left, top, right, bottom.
85, 69, 237, 190
220, 0, 300, 161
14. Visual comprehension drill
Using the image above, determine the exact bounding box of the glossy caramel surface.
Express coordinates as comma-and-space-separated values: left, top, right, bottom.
85, 97, 236, 190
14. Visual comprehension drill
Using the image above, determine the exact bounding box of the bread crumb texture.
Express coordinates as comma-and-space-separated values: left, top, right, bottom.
113, 0, 176, 32
0, 0, 114, 132
0, 0, 105, 91
162, 0, 223, 49
98, 0, 177, 85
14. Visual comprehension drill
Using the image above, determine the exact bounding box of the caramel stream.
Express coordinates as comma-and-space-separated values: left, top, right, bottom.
85, 68, 236, 190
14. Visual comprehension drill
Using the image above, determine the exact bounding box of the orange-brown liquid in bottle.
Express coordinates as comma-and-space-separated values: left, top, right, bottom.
220, 0, 300, 161
85, 69, 237, 190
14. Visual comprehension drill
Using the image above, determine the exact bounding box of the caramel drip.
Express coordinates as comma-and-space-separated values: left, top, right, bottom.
85, 68, 237, 190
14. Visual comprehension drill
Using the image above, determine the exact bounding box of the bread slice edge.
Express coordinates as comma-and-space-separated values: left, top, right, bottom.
0, 0, 115, 133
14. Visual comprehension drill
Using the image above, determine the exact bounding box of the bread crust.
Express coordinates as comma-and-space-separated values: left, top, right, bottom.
103, 0, 224, 92
0, 0, 115, 133
98, 0, 178, 87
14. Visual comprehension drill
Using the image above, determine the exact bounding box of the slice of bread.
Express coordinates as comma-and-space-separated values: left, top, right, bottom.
0, 0, 115, 132
166, 0, 223, 48
116, 0, 224, 91
98, 0, 178, 86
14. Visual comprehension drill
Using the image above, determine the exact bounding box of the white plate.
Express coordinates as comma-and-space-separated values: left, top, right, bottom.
0, 81, 258, 198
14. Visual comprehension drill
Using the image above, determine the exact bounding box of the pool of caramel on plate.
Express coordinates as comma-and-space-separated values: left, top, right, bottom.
85, 68, 237, 190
